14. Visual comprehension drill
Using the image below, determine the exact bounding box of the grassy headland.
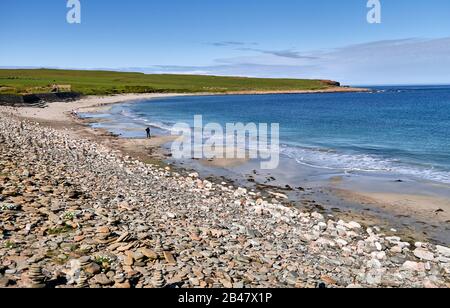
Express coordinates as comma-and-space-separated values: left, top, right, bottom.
0, 69, 344, 95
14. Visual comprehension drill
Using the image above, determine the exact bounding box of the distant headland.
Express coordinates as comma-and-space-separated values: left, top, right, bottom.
0, 69, 369, 106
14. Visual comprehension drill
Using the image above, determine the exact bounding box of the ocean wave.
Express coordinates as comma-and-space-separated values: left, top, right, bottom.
114, 108, 178, 132
280, 145, 450, 184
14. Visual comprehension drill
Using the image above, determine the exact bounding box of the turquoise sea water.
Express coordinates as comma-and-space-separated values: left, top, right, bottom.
82, 86, 450, 185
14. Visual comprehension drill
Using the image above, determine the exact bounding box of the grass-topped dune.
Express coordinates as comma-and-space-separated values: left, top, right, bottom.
0, 69, 347, 96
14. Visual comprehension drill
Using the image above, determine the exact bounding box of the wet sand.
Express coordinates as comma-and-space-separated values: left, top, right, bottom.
335, 190, 450, 223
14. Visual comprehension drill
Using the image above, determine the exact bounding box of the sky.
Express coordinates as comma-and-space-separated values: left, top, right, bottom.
1, 0, 450, 85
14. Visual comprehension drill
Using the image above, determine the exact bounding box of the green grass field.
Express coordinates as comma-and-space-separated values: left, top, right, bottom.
0, 69, 337, 95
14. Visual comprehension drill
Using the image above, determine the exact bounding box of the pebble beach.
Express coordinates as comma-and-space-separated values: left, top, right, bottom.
0, 99, 449, 288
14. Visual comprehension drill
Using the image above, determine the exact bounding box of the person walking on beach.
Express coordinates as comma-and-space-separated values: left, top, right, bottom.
146, 127, 151, 139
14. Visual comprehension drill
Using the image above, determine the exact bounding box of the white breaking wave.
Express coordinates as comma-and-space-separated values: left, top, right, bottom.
280, 145, 450, 184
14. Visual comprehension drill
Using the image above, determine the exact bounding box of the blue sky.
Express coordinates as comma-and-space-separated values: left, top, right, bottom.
1, 0, 450, 85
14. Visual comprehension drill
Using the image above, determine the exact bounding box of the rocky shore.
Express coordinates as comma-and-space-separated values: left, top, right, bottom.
0, 113, 449, 288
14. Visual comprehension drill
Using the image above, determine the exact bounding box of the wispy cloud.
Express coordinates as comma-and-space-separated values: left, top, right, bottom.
210, 40, 318, 59
238, 48, 319, 60
208, 41, 258, 47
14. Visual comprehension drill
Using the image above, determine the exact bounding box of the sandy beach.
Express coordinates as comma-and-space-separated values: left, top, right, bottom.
0, 93, 186, 122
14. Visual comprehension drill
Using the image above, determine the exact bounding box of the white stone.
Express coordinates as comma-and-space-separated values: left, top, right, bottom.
311, 212, 324, 221
366, 270, 382, 285
166, 212, 176, 219
346, 284, 363, 288
390, 246, 403, 254
376, 251, 386, 260
436, 245, 450, 258
375, 242, 383, 251
414, 248, 434, 261
203, 180, 213, 189
440, 263, 450, 274
367, 258, 382, 269
438, 256, 450, 263
402, 261, 426, 272
336, 239, 348, 247
268, 191, 288, 199
386, 236, 401, 245
315, 238, 336, 247
317, 222, 327, 231
347, 221, 362, 229
234, 187, 247, 197
337, 220, 346, 226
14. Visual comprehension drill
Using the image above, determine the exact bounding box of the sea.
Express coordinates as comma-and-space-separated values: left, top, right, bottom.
81, 85, 450, 186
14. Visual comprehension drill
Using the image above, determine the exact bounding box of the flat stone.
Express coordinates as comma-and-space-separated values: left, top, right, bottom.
336, 239, 348, 247
114, 281, 131, 288
124, 253, 134, 266
166, 212, 176, 219
97, 226, 110, 234
367, 259, 382, 269
139, 248, 158, 260
320, 275, 337, 285
220, 279, 233, 288
436, 245, 450, 258
402, 261, 426, 272
74, 235, 85, 242
84, 262, 102, 275
414, 248, 434, 261
390, 246, 403, 253
94, 273, 113, 286
163, 251, 176, 265
347, 221, 361, 229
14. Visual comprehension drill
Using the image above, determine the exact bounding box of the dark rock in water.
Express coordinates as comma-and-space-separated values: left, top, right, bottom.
395, 180, 404, 183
